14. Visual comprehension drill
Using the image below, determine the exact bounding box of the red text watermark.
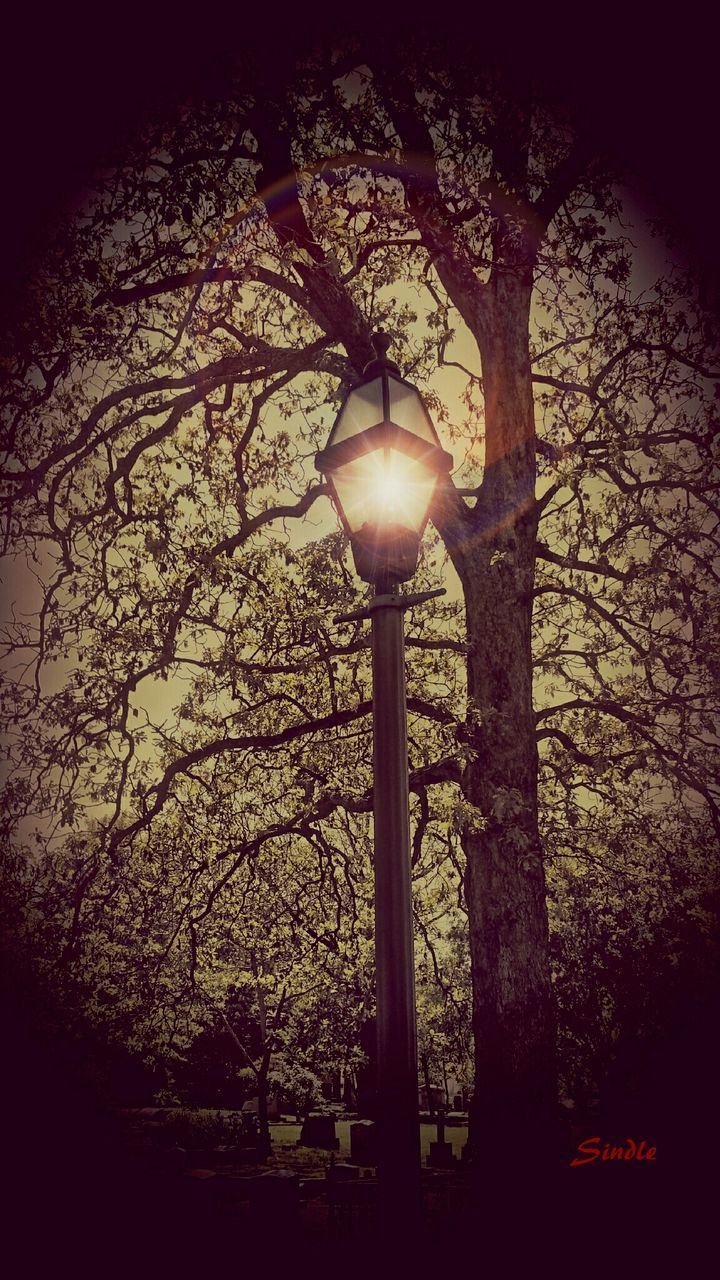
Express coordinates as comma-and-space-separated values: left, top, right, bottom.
570, 1137, 657, 1166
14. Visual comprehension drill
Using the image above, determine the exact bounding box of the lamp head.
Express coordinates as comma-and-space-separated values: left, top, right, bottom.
315, 332, 453, 585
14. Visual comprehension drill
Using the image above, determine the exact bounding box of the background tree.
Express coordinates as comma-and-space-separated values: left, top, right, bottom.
1, 31, 718, 1165
416, 917, 473, 1109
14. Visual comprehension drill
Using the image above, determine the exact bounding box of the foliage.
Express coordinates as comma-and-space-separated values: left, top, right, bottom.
549, 802, 719, 1111
0, 32, 717, 1122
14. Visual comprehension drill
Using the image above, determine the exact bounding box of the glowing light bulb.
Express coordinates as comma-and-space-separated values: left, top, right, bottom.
377, 468, 405, 512
330, 447, 438, 535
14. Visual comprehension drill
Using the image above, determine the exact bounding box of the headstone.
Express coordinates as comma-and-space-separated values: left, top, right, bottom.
421, 1085, 444, 1110
242, 1095, 281, 1121
178, 1165, 218, 1213
446, 1111, 467, 1125
298, 1113, 339, 1150
436, 1111, 446, 1145
349, 1118, 377, 1165
428, 1140, 455, 1169
185, 1146, 213, 1166
326, 1161, 359, 1182
240, 1112, 259, 1142
212, 1145, 243, 1165
149, 1144, 186, 1172
249, 1169, 299, 1218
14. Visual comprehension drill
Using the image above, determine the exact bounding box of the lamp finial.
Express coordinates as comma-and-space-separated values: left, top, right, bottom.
371, 330, 393, 361
364, 329, 399, 377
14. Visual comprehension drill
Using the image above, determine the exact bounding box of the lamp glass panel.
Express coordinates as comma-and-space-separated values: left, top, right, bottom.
331, 377, 384, 444
387, 375, 436, 443
331, 446, 437, 535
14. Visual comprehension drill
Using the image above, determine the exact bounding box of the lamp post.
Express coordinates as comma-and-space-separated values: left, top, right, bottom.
316, 332, 453, 1227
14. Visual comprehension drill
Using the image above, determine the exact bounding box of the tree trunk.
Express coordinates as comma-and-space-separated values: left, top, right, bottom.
421, 1050, 434, 1116
256, 1056, 272, 1156
251, 955, 272, 1156
459, 273, 557, 1166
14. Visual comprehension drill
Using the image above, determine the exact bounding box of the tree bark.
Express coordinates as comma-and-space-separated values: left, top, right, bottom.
455, 272, 558, 1165
256, 1056, 272, 1157
251, 955, 273, 1156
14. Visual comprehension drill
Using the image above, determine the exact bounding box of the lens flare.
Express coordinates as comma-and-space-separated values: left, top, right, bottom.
331, 447, 437, 536
375, 466, 408, 515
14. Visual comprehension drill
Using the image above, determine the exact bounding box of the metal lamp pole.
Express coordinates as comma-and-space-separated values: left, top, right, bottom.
336, 582, 444, 1228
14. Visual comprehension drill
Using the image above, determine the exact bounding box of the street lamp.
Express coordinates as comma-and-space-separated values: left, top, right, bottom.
316, 331, 453, 589
316, 332, 453, 1228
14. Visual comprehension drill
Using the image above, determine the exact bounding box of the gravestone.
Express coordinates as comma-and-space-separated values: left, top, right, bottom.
428, 1140, 455, 1168
446, 1111, 467, 1125
149, 1144, 186, 1172
240, 1112, 259, 1142
249, 1169, 299, 1218
350, 1119, 377, 1165
326, 1160, 359, 1182
428, 1108, 455, 1168
242, 1095, 280, 1122
298, 1113, 339, 1150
